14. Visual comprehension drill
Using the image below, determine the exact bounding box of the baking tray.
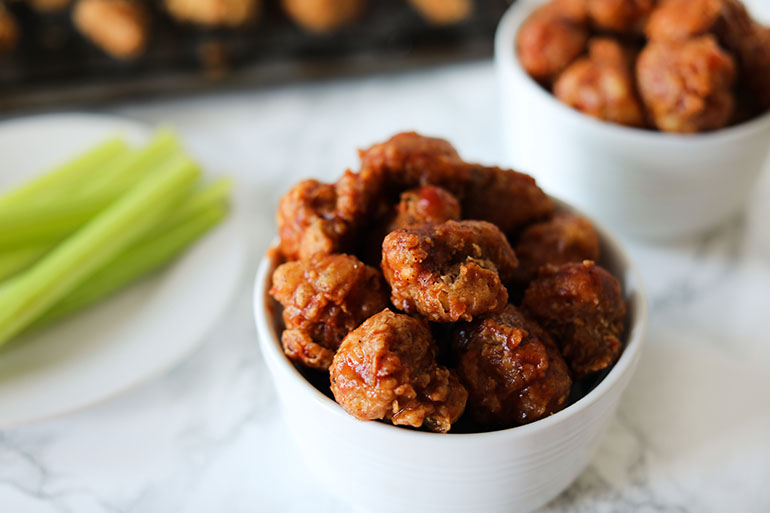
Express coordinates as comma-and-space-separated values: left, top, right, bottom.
0, 0, 510, 111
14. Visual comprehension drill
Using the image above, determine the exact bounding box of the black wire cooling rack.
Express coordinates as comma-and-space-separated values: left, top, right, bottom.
0, 0, 510, 111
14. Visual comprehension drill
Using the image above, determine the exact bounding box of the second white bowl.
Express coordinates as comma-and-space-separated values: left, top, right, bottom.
495, 0, 770, 240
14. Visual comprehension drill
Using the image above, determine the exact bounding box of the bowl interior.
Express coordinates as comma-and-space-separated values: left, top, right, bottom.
254, 197, 648, 439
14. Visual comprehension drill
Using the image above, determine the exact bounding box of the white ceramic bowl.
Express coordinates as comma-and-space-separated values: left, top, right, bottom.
254, 199, 648, 513
495, 0, 770, 240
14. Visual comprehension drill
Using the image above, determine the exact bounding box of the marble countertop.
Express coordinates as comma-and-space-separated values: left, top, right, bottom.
1, 61, 769, 513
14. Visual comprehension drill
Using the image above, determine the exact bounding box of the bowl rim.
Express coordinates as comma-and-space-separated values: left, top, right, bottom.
494, 0, 770, 147
253, 196, 649, 442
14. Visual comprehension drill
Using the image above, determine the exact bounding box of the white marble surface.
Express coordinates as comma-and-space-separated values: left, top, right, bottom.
1, 61, 770, 513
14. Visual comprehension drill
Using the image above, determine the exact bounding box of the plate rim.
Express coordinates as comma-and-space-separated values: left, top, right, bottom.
0, 112, 246, 428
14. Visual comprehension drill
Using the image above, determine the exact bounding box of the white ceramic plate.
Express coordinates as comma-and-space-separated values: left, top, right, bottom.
0, 113, 245, 427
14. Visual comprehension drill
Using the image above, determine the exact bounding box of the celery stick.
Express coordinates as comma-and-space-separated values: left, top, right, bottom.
0, 133, 184, 250
0, 154, 200, 346
0, 193, 116, 250
172, 178, 231, 223
77, 129, 181, 198
32, 204, 227, 329
0, 138, 128, 210
0, 178, 232, 279
143, 178, 232, 239
0, 245, 50, 282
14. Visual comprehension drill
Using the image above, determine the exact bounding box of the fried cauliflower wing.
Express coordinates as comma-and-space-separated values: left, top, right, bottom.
555, 37, 646, 127
386, 185, 461, 233
636, 35, 736, 133
462, 165, 554, 235
382, 220, 518, 322
513, 212, 600, 284
516, 0, 590, 84
523, 260, 626, 378
645, 0, 723, 41
330, 309, 468, 433
270, 253, 389, 370
587, 0, 656, 33
454, 305, 572, 427
277, 179, 354, 261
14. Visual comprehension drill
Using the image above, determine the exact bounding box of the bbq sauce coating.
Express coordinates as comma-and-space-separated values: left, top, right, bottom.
454, 305, 572, 426
270, 254, 389, 370
382, 220, 518, 322
523, 260, 627, 378
330, 309, 468, 433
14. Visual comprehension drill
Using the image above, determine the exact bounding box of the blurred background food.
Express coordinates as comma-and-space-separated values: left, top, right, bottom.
73, 0, 149, 59
165, 0, 261, 27
0, 0, 507, 111
408, 0, 474, 25
0, 3, 19, 52
516, 0, 770, 133
280, 0, 361, 32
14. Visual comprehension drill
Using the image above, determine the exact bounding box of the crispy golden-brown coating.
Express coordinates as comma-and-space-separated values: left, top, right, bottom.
270, 254, 388, 370
382, 220, 518, 322
553, 0, 590, 21
636, 35, 736, 133
516, 1, 590, 84
353, 133, 553, 236
588, 0, 655, 33
269, 132, 636, 432
407, 0, 472, 25
357, 131, 468, 197
0, 4, 18, 54
333, 167, 391, 237
518, 0, 768, 130
555, 38, 646, 127
645, 0, 723, 41
276, 179, 352, 261
454, 305, 572, 426
645, 0, 770, 110
513, 212, 600, 284
330, 309, 468, 433
282, 0, 363, 32
335, 132, 469, 237
462, 166, 554, 235
523, 260, 626, 379
165, 0, 260, 26
387, 185, 461, 233
359, 184, 461, 267
344, 132, 522, 264
73, 0, 149, 59
645, 0, 770, 94
359, 132, 462, 174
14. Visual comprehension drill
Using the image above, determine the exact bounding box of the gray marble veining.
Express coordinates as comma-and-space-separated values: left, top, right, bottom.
1, 61, 769, 513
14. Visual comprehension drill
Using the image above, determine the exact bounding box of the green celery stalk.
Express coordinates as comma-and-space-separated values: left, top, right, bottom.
32, 204, 227, 329
0, 178, 232, 280
142, 178, 232, 239
0, 193, 116, 250
0, 245, 50, 282
0, 138, 128, 210
0, 154, 201, 346
0, 132, 183, 250
76, 129, 182, 198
